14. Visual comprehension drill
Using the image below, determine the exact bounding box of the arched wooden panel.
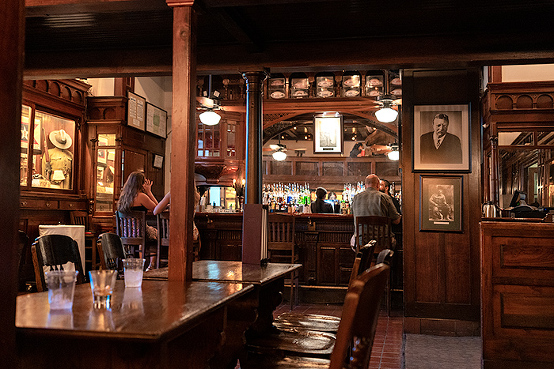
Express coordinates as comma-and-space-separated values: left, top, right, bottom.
495, 95, 512, 109
103, 107, 117, 119
516, 95, 533, 109
537, 94, 553, 109
61, 86, 71, 100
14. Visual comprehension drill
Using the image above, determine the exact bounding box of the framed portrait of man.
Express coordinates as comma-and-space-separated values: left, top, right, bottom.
313, 113, 343, 154
413, 104, 470, 171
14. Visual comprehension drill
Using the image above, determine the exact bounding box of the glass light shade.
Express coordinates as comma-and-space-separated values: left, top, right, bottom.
272, 150, 287, 161
199, 110, 221, 125
375, 107, 398, 123
387, 149, 400, 161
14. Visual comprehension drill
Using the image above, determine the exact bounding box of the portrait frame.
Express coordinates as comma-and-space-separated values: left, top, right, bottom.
152, 154, 164, 169
413, 104, 470, 171
313, 113, 343, 154
127, 91, 146, 131
420, 175, 462, 232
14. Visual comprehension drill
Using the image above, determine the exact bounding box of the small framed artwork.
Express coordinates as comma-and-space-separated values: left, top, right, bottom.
313, 113, 343, 154
146, 103, 167, 138
152, 154, 164, 169
127, 91, 146, 131
420, 176, 462, 232
413, 104, 470, 171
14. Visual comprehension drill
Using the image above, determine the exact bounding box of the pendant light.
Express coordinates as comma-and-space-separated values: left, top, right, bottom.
199, 75, 221, 125
375, 70, 399, 123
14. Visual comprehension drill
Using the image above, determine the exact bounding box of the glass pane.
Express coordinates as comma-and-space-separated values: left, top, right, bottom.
96, 148, 115, 212
296, 161, 318, 176
270, 161, 292, 175
20, 105, 32, 186
227, 122, 236, 157
322, 162, 343, 176
31, 111, 75, 190
538, 132, 554, 146
375, 162, 399, 177
98, 134, 116, 146
498, 131, 534, 146
347, 161, 371, 177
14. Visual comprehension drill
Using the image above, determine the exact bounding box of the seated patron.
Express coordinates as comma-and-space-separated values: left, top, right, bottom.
311, 187, 334, 213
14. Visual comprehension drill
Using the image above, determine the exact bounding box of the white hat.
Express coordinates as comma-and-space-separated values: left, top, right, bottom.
49, 129, 72, 150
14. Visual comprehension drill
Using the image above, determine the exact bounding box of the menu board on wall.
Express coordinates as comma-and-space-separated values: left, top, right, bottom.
127, 91, 146, 131
146, 102, 167, 138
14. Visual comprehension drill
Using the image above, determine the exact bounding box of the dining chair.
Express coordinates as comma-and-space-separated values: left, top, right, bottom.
376, 248, 394, 315
97, 232, 129, 270
115, 210, 153, 261
31, 234, 85, 292
244, 263, 390, 369
355, 215, 393, 255
272, 240, 376, 333
267, 213, 299, 308
156, 212, 169, 268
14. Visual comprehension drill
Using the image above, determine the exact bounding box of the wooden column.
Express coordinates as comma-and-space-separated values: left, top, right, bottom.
489, 136, 499, 205
167, 1, 196, 282
0, 0, 24, 366
242, 72, 266, 204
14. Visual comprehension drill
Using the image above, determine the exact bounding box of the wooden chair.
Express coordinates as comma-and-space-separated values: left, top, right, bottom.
267, 213, 299, 308
70, 210, 97, 270
355, 215, 393, 255
97, 232, 129, 270
156, 212, 169, 268
273, 241, 376, 333
31, 234, 85, 292
376, 248, 394, 315
115, 210, 153, 261
244, 263, 390, 369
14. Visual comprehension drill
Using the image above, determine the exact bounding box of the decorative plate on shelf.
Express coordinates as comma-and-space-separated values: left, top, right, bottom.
270, 91, 286, 99
317, 89, 334, 98
344, 89, 360, 97
292, 90, 308, 97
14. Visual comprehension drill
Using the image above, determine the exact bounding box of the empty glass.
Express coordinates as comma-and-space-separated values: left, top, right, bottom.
88, 270, 117, 309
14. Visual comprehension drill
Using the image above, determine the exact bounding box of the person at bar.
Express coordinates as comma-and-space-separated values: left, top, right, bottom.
117, 171, 159, 270
310, 187, 334, 213
153, 189, 200, 241
352, 174, 401, 247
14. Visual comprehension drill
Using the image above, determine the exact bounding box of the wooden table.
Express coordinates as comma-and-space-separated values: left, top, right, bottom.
16, 280, 254, 369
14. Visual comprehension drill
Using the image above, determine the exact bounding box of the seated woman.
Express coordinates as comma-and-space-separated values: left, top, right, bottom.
117, 171, 159, 270
310, 187, 334, 213
154, 189, 200, 242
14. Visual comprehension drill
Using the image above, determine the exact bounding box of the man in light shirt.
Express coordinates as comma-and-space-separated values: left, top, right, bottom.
419, 113, 462, 164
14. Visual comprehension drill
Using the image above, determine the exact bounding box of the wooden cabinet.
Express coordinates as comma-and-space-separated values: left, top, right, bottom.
86, 96, 165, 233
481, 221, 554, 368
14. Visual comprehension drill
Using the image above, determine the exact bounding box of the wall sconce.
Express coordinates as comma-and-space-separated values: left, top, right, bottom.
199, 109, 221, 125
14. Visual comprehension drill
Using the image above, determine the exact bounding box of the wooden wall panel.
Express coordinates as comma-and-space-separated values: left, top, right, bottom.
403, 68, 481, 325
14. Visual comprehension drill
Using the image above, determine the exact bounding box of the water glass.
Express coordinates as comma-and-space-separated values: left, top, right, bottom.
45, 270, 79, 310
88, 270, 117, 309
122, 258, 145, 288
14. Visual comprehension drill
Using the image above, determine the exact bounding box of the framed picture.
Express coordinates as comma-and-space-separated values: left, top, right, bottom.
313, 113, 343, 154
152, 154, 164, 169
420, 176, 462, 232
146, 102, 167, 138
413, 104, 470, 171
127, 91, 146, 131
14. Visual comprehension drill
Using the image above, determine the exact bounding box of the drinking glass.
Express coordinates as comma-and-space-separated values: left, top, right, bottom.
122, 258, 145, 288
88, 270, 117, 309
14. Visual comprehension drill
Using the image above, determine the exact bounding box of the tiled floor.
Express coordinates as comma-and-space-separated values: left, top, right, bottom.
274, 303, 404, 369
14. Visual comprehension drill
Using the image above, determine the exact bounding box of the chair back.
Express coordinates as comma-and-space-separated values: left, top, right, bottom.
376, 248, 394, 265
31, 234, 85, 292
97, 232, 127, 270
355, 215, 392, 254
115, 211, 149, 259
329, 263, 390, 369
267, 213, 296, 263
156, 212, 170, 268
70, 210, 88, 229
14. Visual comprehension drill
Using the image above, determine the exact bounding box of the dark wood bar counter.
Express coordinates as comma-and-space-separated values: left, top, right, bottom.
481, 221, 554, 369
16, 280, 254, 369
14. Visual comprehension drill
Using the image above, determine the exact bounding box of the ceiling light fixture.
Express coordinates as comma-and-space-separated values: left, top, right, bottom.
387, 144, 400, 161
199, 109, 221, 125
375, 98, 398, 123
272, 150, 287, 161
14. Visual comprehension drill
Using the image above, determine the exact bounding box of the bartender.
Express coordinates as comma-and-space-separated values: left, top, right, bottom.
43, 129, 73, 189
310, 187, 334, 213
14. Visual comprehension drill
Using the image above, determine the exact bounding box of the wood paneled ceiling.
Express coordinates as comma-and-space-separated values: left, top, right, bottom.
24, 0, 554, 78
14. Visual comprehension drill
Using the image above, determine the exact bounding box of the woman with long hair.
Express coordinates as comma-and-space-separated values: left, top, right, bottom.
118, 171, 159, 270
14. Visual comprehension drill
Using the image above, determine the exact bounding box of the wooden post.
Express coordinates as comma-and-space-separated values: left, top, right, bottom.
0, 0, 24, 366
167, 1, 196, 282
242, 71, 266, 205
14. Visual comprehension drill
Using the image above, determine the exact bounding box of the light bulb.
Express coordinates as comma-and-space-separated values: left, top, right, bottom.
272, 150, 287, 161
375, 106, 398, 123
199, 110, 221, 125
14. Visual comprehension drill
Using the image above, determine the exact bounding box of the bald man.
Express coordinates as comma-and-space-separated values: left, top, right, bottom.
351, 174, 401, 250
